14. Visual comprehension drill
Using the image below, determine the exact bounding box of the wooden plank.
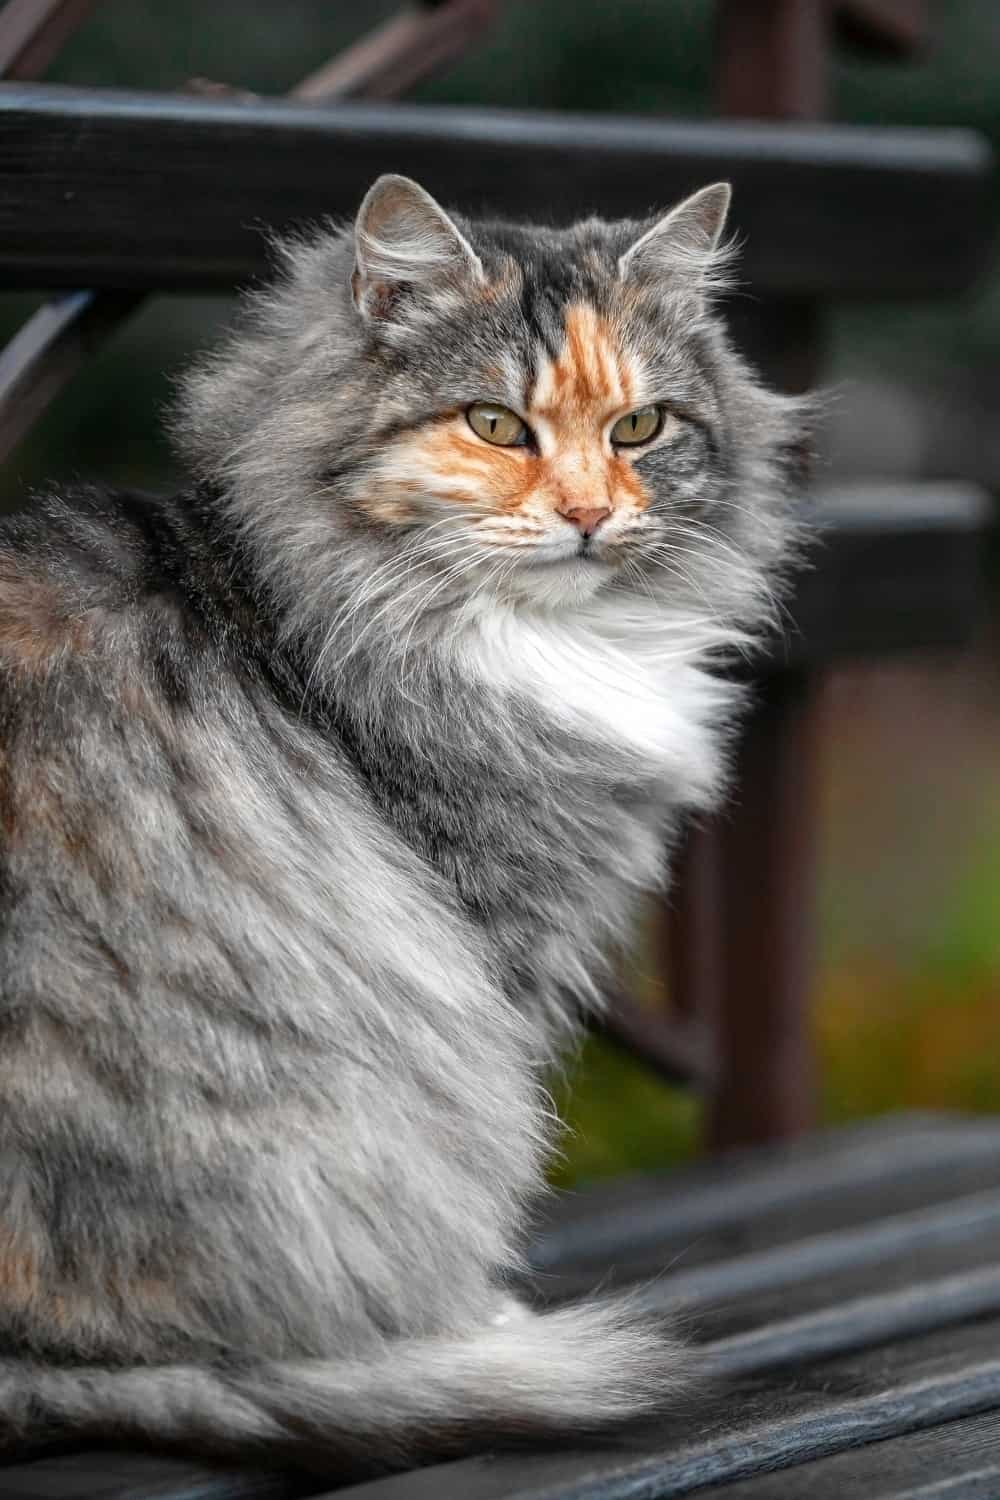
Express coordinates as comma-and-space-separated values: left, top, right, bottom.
0, 84, 989, 297
293, 0, 501, 103
0, 287, 141, 456
835, 0, 928, 57
704, 1265, 1000, 1378
530, 1114, 1000, 1272
540, 1184, 1000, 1309
776, 481, 992, 669
0, 0, 98, 79
715, 0, 829, 120
332, 1319, 1000, 1499
696, 1229, 1000, 1342
695, 1410, 1000, 1498
0, 1449, 311, 1498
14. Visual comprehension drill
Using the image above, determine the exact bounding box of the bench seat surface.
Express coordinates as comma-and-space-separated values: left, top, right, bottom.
3, 1112, 1000, 1499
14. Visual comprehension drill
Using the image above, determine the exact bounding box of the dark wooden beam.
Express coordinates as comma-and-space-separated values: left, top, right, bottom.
834, 0, 928, 57
293, 0, 501, 103
715, 0, 830, 120
0, 288, 141, 458
0, 85, 989, 298
0, 0, 98, 79
596, 988, 713, 1088
776, 481, 992, 668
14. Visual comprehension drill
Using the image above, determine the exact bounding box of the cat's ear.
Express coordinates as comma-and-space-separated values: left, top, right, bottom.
618, 182, 732, 296
351, 174, 484, 321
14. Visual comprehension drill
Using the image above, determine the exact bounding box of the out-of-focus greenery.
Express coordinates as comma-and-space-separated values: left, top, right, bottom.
2, 0, 997, 1181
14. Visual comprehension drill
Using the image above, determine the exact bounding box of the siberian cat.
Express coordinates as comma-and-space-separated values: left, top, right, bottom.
0, 175, 804, 1472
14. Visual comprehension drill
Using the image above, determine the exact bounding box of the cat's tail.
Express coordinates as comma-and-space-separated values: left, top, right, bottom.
0, 1295, 691, 1474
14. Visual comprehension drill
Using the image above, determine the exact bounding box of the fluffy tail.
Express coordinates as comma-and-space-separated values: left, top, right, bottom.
0, 1297, 691, 1475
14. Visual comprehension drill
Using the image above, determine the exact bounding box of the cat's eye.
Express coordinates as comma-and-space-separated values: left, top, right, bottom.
467, 403, 527, 447
610, 406, 663, 446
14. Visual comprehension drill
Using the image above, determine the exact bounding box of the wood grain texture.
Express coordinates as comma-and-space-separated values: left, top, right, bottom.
692, 1409, 1000, 1498
530, 1114, 1000, 1272
0, 84, 990, 297
777, 481, 992, 668
332, 1320, 1000, 1499
0, 1450, 312, 1498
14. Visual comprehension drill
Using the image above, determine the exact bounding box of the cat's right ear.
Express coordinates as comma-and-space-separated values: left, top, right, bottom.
351, 174, 484, 322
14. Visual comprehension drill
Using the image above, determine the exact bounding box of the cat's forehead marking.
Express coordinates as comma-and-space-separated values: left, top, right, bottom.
530, 303, 636, 421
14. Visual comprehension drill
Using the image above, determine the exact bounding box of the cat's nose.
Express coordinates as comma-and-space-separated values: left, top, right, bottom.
557, 502, 611, 538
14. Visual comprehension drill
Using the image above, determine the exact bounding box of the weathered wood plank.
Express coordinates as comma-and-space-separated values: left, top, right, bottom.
696, 1409, 1000, 1498
0, 84, 989, 296
0, 1448, 311, 1499
530, 1114, 1000, 1273
779, 482, 992, 668
332, 1319, 1000, 1499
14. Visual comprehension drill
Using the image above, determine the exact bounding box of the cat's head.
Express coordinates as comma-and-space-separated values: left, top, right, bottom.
176, 175, 807, 647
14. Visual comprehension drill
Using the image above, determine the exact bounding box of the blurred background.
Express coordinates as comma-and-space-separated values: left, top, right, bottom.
2, 0, 997, 1183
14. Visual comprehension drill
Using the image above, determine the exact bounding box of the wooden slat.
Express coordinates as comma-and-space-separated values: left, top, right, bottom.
332, 1320, 1000, 1499
696, 1409, 1000, 1498
835, 0, 928, 57
293, 0, 501, 103
715, 0, 829, 120
538, 1182, 1000, 1307
0, 1449, 311, 1498
705, 1265, 1000, 1378
0, 0, 98, 79
0, 287, 141, 456
776, 482, 992, 669
531, 1114, 1000, 1272
0, 84, 989, 297
695, 1229, 1000, 1343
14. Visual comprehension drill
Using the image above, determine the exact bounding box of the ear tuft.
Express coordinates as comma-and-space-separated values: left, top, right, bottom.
619, 182, 734, 296
352, 174, 483, 321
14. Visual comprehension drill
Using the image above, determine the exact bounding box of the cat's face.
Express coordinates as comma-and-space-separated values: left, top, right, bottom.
343, 176, 737, 610
178, 176, 802, 639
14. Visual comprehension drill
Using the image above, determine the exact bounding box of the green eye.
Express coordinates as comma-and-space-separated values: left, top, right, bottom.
610, 405, 662, 446
467, 403, 527, 447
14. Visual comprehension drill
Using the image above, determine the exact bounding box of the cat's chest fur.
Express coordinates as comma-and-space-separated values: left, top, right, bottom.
462, 596, 727, 798
331, 594, 731, 1038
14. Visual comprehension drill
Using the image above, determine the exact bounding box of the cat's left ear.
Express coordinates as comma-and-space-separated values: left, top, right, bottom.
352, 174, 484, 321
618, 182, 732, 296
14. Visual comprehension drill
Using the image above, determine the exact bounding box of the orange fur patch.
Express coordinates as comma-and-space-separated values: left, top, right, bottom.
359, 301, 652, 529
532, 303, 636, 422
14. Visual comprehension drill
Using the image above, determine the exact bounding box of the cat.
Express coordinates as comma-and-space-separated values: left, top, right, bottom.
0, 174, 805, 1474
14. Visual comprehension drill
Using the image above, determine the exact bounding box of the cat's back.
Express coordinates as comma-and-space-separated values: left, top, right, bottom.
0, 484, 213, 699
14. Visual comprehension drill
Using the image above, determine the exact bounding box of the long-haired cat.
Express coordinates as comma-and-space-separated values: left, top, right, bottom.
0, 175, 804, 1473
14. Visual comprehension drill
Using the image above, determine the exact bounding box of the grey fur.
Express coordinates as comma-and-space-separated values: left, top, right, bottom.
0, 177, 806, 1474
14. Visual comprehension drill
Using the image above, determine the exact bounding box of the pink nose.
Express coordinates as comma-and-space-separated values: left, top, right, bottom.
557, 503, 611, 539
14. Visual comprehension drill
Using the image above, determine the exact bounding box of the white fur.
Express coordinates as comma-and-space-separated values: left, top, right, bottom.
458, 588, 736, 811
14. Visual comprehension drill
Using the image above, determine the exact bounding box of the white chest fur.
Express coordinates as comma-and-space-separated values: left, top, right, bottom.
461, 594, 733, 811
